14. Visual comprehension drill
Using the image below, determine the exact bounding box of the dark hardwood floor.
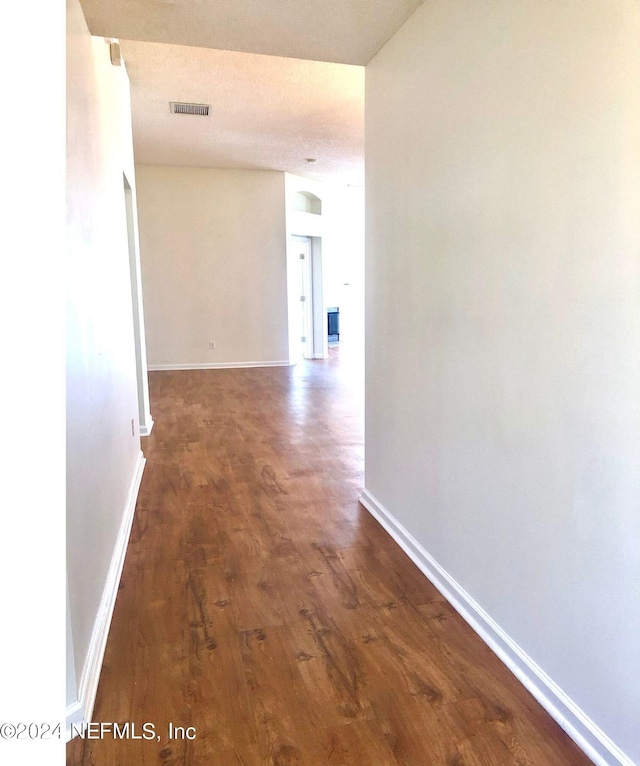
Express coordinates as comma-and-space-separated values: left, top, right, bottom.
67, 345, 591, 765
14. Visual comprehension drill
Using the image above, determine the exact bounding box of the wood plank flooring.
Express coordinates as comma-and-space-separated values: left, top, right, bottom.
67, 347, 591, 765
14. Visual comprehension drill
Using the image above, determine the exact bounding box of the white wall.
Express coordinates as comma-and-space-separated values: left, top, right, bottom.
365, 1, 640, 763
323, 185, 364, 345
136, 166, 289, 368
67, 0, 144, 722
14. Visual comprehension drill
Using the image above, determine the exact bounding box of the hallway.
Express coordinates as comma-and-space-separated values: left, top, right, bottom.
67, 349, 589, 765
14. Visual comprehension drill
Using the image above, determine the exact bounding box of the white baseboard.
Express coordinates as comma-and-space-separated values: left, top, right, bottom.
359, 489, 636, 766
140, 417, 154, 436
65, 699, 83, 740
67, 451, 146, 741
147, 360, 292, 371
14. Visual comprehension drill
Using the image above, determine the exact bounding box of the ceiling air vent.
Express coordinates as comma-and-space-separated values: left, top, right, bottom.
170, 102, 210, 116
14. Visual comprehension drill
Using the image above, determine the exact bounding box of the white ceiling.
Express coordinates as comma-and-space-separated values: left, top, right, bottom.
80, 0, 425, 66
79, 0, 425, 184
120, 40, 365, 184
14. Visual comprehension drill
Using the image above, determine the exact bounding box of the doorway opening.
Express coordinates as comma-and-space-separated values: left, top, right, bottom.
285, 177, 364, 371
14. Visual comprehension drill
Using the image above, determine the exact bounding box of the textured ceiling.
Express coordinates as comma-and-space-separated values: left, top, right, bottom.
121, 40, 365, 185
79, 1, 424, 184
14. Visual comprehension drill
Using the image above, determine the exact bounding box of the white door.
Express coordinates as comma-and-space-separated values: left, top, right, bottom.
293, 236, 313, 359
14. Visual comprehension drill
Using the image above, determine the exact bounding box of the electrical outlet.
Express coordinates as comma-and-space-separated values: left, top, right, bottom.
209, 340, 216, 350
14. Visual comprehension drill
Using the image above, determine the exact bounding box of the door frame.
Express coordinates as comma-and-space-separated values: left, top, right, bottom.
289, 234, 326, 361
293, 235, 313, 359
123, 173, 153, 435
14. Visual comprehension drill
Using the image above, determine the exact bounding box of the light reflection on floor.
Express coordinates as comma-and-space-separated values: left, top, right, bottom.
288, 342, 364, 436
